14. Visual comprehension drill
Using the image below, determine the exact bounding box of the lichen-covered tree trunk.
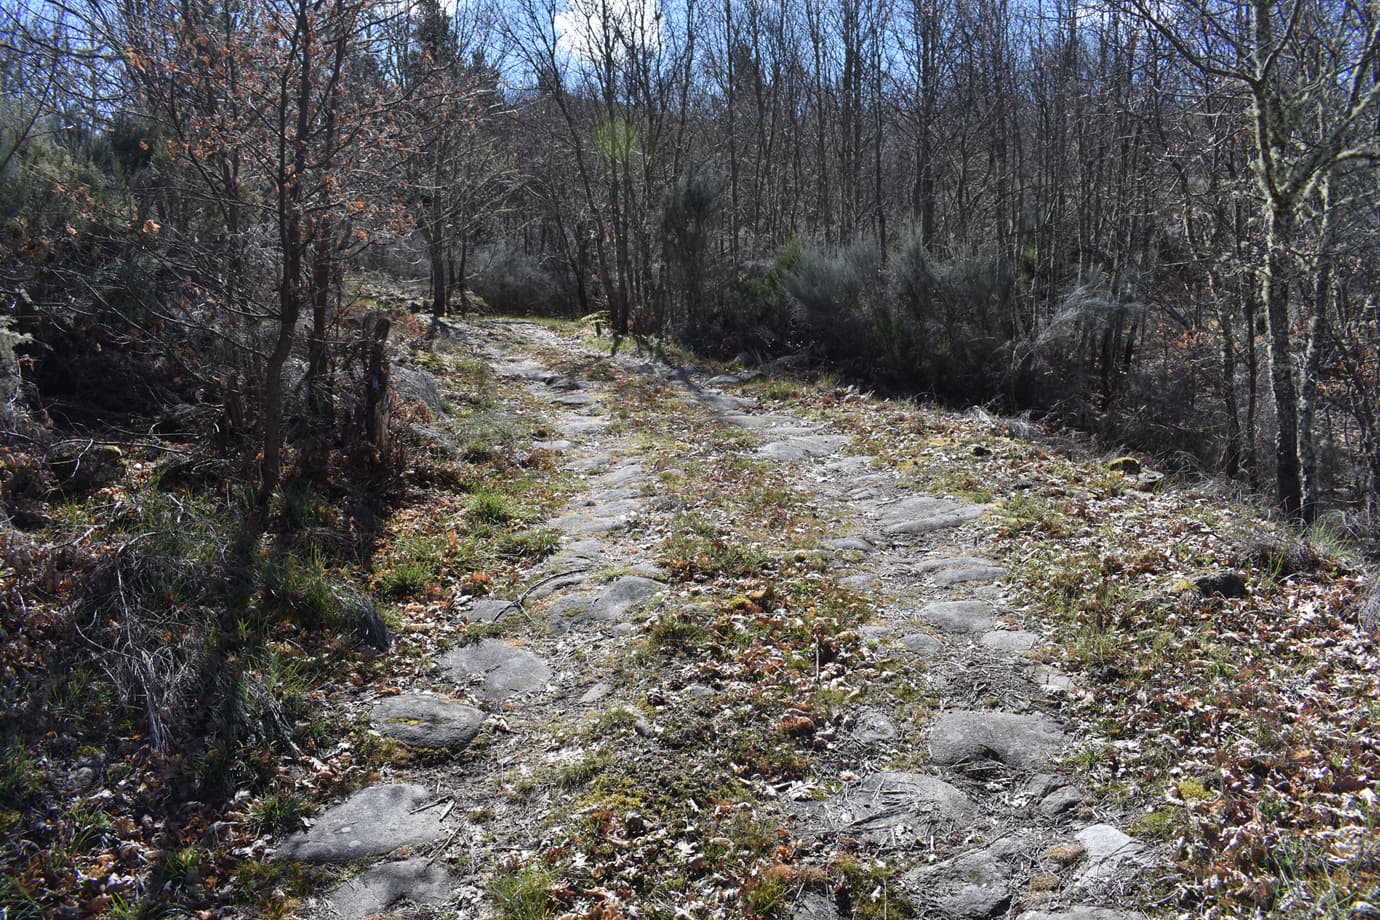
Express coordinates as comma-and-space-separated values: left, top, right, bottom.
1298, 180, 1337, 524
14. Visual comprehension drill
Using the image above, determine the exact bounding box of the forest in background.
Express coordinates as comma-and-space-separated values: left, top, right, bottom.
4, 0, 1380, 526
4, 0, 1380, 915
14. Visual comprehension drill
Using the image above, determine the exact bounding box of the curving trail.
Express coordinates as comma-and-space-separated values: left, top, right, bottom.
277, 319, 1159, 920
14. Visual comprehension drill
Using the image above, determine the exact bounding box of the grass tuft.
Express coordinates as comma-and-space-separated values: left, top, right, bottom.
469, 490, 519, 525
661, 514, 768, 580
246, 789, 311, 837
489, 865, 555, 920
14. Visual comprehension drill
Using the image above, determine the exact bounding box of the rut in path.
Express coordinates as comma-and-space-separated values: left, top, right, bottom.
277, 319, 1160, 920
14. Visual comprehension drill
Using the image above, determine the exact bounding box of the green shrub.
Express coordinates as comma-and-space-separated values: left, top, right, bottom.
784, 241, 882, 365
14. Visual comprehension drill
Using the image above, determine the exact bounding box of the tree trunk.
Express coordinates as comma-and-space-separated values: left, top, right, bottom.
1245, 292, 1260, 490
261, 293, 299, 502
307, 235, 334, 444
1216, 289, 1244, 477
429, 233, 449, 319
1298, 180, 1336, 525
457, 232, 470, 314
1298, 302, 1326, 524
360, 311, 391, 454
1262, 202, 1302, 517
263, 0, 315, 504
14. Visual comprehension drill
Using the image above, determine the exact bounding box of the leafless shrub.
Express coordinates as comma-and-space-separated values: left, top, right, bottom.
74, 535, 216, 749
469, 242, 566, 315
1359, 579, 1380, 635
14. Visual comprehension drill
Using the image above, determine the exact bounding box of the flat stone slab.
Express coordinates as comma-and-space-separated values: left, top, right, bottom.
757, 435, 850, 462
545, 542, 604, 572
574, 495, 643, 517
844, 470, 894, 491
550, 499, 641, 534
858, 625, 894, 644
821, 772, 976, 848
550, 392, 597, 407
849, 708, 899, 745
463, 598, 517, 622
980, 630, 1039, 653
720, 413, 810, 430
758, 426, 820, 440
1075, 823, 1146, 884
566, 453, 613, 472
932, 565, 1006, 586
839, 573, 879, 591
929, 710, 1067, 769
1036, 666, 1077, 695
878, 496, 985, 535
371, 693, 484, 751
934, 884, 1008, 920
904, 833, 1035, 919
914, 555, 999, 574
325, 857, 454, 919
548, 515, 621, 535
915, 556, 1008, 586
546, 376, 587, 391
546, 593, 594, 624
532, 439, 574, 452
495, 360, 557, 383
580, 682, 613, 704
792, 891, 842, 920
1022, 908, 1147, 920
439, 639, 552, 701
900, 632, 944, 657
599, 463, 646, 487
278, 784, 444, 862
1040, 785, 1086, 817
587, 485, 642, 503
919, 601, 997, 635
549, 575, 665, 629
526, 571, 590, 597
822, 455, 877, 476
588, 576, 663, 621
824, 536, 873, 552
698, 393, 757, 412
558, 419, 609, 437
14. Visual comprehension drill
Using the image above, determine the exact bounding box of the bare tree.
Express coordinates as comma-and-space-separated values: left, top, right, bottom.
1128, 0, 1380, 518
117, 0, 404, 499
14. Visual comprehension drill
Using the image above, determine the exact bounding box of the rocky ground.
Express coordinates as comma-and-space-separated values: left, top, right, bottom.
274, 317, 1170, 920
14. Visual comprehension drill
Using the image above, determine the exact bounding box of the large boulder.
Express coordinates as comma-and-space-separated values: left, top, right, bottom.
391, 364, 445, 416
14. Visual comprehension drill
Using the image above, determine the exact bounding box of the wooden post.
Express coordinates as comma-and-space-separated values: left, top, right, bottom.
360, 311, 391, 454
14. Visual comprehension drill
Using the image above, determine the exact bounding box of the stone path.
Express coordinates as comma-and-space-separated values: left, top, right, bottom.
276, 320, 1157, 918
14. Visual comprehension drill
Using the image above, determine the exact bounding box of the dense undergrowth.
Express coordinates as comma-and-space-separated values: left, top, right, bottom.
0, 305, 573, 917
